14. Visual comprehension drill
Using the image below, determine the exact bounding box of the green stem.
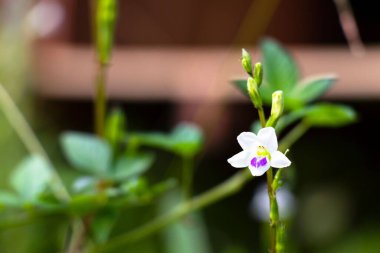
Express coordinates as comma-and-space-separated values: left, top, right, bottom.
95, 64, 107, 137
279, 121, 309, 151
182, 156, 194, 199
92, 169, 253, 252
0, 83, 70, 202
258, 107, 266, 127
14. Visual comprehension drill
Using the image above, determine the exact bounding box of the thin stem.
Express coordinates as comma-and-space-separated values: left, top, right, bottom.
333, 0, 365, 56
182, 156, 194, 199
266, 167, 277, 253
279, 121, 309, 151
95, 64, 107, 137
67, 219, 87, 253
0, 83, 70, 202
92, 169, 253, 252
258, 107, 266, 127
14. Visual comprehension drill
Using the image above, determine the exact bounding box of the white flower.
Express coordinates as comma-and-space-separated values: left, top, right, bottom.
227, 127, 291, 176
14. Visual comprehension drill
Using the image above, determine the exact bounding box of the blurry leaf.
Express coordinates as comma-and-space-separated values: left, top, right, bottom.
113, 153, 154, 181
10, 155, 52, 201
276, 108, 310, 134
261, 38, 299, 93
0, 191, 22, 208
91, 208, 119, 244
250, 120, 262, 134
289, 75, 336, 104
60, 132, 112, 175
170, 123, 203, 157
105, 108, 126, 148
121, 178, 148, 196
130, 122, 203, 157
158, 189, 212, 253
304, 103, 357, 127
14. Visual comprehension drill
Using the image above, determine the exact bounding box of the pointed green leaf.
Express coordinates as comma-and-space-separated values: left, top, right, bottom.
113, 153, 154, 181
60, 132, 112, 175
170, 123, 203, 157
290, 75, 336, 103
11, 155, 52, 201
261, 38, 299, 92
304, 103, 357, 127
130, 123, 203, 157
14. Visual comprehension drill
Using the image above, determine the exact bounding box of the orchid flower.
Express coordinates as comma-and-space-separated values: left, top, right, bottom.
228, 127, 291, 176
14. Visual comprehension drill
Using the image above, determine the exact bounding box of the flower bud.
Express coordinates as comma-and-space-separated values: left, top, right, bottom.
247, 77, 262, 109
266, 91, 284, 127
254, 62, 263, 87
241, 48, 253, 77
96, 0, 118, 65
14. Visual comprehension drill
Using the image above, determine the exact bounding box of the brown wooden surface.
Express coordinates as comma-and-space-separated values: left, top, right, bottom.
33, 42, 380, 102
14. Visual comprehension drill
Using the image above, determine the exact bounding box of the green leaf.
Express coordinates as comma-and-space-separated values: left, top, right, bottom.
0, 191, 22, 208
91, 208, 119, 244
105, 108, 126, 148
130, 123, 203, 157
113, 153, 154, 181
276, 108, 310, 133
261, 38, 299, 93
10, 155, 52, 201
60, 132, 112, 175
170, 123, 203, 157
289, 75, 336, 104
304, 103, 357, 127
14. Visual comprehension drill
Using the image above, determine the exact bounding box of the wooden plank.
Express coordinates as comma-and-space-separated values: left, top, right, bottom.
33, 42, 380, 102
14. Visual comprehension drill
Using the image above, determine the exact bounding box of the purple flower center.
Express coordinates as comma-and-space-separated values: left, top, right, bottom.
250, 157, 268, 168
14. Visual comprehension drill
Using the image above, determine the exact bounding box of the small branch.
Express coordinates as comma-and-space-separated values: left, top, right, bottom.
93, 169, 253, 252
95, 64, 107, 137
333, 0, 365, 57
0, 83, 71, 202
279, 121, 309, 151
182, 156, 194, 199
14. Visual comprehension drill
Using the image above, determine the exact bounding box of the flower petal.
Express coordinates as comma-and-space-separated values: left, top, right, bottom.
237, 132, 260, 150
257, 127, 278, 152
249, 162, 270, 176
270, 151, 291, 168
227, 150, 251, 168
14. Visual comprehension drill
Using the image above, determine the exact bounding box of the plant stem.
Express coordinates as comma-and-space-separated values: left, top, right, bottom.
182, 156, 194, 199
279, 121, 309, 151
95, 64, 107, 137
92, 169, 253, 252
258, 107, 266, 127
0, 83, 71, 202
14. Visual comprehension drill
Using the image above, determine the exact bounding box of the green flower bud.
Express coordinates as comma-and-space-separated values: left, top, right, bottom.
247, 77, 262, 109
254, 62, 263, 87
267, 91, 284, 127
96, 0, 118, 65
241, 48, 253, 77
105, 108, 126, 148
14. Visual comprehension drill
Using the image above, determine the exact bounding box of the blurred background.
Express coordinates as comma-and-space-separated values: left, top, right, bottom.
0, 0, 380, 252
